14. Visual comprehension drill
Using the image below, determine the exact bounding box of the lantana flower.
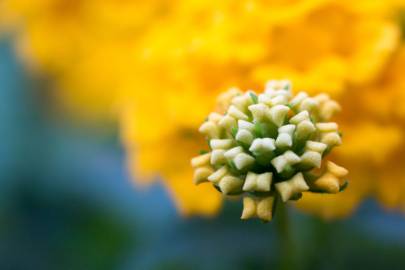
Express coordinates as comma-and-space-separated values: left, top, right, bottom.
191, 80, 348, 221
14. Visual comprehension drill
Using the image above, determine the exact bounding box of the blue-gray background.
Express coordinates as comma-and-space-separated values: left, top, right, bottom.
1, 37, 405, 270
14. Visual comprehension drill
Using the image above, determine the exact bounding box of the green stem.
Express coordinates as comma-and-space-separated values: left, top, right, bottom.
276, 199, 295, 270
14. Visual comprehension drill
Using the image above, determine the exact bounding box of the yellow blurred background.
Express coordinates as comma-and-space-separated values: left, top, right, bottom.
1, 0, 405, 219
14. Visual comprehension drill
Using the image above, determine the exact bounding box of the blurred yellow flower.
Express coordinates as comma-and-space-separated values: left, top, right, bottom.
2, 0, 405, 217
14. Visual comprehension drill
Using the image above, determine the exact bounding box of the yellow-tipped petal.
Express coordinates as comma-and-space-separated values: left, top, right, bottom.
312, 173, 340, 193
191, 153, 211, 168
219, 176, 243, 195
241, 197, 257, 220
257, 196, 275, 222
193, 166, 214, 185
327, 162, 349, 178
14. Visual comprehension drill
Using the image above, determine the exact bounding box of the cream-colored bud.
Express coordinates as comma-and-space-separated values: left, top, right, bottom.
289, 92, 308, 108
289, 111, 309, 125
305, 141, 327, 154
313, 93, 330, 104
279, 124, 296, 135
228, 105, 249, 120
316, 122, 338, 133
243, 172, 272, 192
320, 100, 341, 120
249, 138, 276, 154
217, 87, 242, 111
224, 146, 244, 160
327, 161, 348, 178
191, 153, 211, 168
193, 166, 214, 185
284, 150, 301, 163
248, 103, 269, 121
243, 172, 258, 192
241, 197, 256, 220
266, 79, 291, 91
300, 151, 322, 168
232, 93, 253, 111
270, 95, 289, 106
275, 173, 309, 202
238, 119, 255, 132
265, 80, 279, 91
210, 149, 227, 165
312, 173, 340, 193
257, 196, 275, 221
268, 105, 290, 127
276, 125, 296, 148
299, 97, 318, 112
234, 153, 255, 170
321, 132, 342, 147
208, 166, 229, 184
258, 93, 273, 105
256, 172, 273, 192
276, 133, 293, 148
271, 151, 301, 173
210, 139, 234, 150
236, 129, 254, 145
199, 121, 220, 139
219, 115, 237, 130
295, 120, 316, 140
219, 175, 243, 195
208, 112, 223, 124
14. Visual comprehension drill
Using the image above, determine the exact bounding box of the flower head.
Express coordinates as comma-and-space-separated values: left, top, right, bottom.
191, 80, 348, 221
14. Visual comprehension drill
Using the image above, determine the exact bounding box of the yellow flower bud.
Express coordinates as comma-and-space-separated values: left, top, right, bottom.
210, 149, 227, 165
208, 166, 229, 184
219, 176, 243, 195
199, 121, 220, 139
191, 153, 211, 168
243, 172, 273, 192
210, 139, 234, 150
193, 166, 214, 185
275, 173, 309, 202
234, 153, 255, 170
268, 105, 290, 126
228, 105, 249, 120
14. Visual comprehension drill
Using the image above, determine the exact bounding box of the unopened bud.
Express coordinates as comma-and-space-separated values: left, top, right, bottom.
219, 115, 237, 130
271, 150, 301, 173
210, 139, 234, 150
208, 166, 229, 184
243, 172, 273, 192
248, 103, 269, 121
224, 146, 244, 160
316, 122, 338, 133
210, 149, 227, 165
191, 153, 211, 168
275, 173, 309, 202
249, 138, 276, 154
236, 129, 254, 145
305, 141, 327, 154
234, 153, 255, 170
289, 111, 309, 125
193, 166, 214, 185
219, 175, 243, 195
199, 121, 220, 139
268, 105, 290, 126
228, 105, 249, 120
321, 132, 342, 147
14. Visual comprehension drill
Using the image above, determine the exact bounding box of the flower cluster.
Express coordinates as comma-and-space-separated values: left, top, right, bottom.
192, 80, 348, 221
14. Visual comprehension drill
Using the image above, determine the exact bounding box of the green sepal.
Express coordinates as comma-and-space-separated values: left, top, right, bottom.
249, 92, 258, 104
339, 181, 349, 192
